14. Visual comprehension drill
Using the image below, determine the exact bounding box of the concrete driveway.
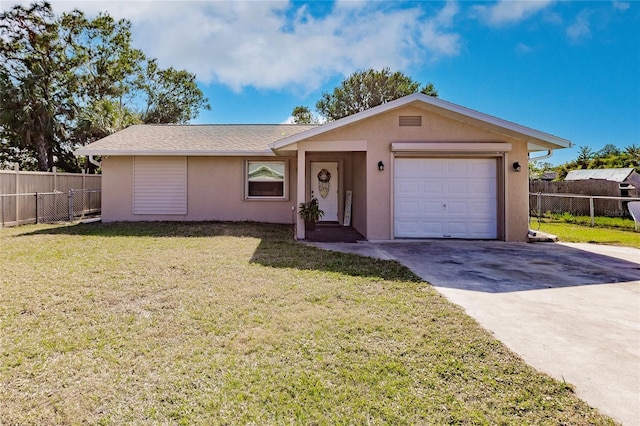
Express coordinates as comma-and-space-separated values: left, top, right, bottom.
313, 240, 640, 425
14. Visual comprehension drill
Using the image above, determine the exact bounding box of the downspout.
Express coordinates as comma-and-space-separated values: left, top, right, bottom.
88, 155, 101, 168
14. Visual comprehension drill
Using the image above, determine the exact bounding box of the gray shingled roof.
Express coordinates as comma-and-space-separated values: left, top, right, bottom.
75, 124, 319, 156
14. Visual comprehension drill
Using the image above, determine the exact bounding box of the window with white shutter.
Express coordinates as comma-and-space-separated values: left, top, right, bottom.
133, 157, 187, 214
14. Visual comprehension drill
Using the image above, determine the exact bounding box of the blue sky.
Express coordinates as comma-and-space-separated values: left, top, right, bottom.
5, 1, 639, 165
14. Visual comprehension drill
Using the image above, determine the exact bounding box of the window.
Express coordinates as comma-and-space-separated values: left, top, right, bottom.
246, 161, 286, 199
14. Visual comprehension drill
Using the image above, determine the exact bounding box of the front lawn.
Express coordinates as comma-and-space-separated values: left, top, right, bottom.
0, 222, 615, 424
535, 222, 640, 248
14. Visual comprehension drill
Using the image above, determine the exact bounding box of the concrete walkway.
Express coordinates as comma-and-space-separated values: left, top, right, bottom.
312, 240, 640, 425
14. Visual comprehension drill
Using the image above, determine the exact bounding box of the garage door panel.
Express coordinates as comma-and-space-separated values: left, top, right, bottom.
396, 200, 419, 215
472, 161, 496, 174
419, 200, 443, 214
395, 160, 420, 177
394, 158, 497, 239
395, 220, 419, 235
422, 221, 445, 236
446, 221, 469, 237
396, 180, 419, 196
423, 181, 444, 194
446, 162, 471, 177
417, 159, 444, 177
470, 180, 496, 196
470, 200, 496, 216
445, 201, 468, 215
446, 180, 469, 194
394, 165, 411, 178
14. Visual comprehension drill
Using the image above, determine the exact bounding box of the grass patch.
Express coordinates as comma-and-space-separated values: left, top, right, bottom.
536, 222, 640, 248
542, 212, 636, 230
1, 222, 615, 424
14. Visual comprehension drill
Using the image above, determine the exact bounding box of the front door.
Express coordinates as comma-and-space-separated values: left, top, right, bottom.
310, 161, 338, 222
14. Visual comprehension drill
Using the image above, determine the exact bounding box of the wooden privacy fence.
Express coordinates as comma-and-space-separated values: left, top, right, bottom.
0, 166, 101, 194
0, 167, 101, 227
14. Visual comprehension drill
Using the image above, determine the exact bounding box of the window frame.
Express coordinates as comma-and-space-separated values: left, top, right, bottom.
244, 159, 289, 201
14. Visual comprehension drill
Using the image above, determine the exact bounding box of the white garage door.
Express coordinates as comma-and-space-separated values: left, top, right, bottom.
394, 158, 497, 239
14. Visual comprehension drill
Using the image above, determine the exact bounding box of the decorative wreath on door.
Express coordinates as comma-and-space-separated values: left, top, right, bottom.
317, 168, 331, 198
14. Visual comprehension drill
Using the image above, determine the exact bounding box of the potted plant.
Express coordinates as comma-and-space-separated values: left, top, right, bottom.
299, 197, 324, 231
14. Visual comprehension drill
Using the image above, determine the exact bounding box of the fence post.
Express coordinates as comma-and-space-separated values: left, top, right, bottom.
1, 196, 4, 228
537, 192, 541, 218
589, 197, 595, 227
14, 163, 19, 224
68, 190, 74, 221
35, 192, 38, 224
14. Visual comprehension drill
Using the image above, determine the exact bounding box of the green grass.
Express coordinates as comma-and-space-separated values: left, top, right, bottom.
0, 222, 616, 425
534, 222, 640, 248
540, 212, 635, 230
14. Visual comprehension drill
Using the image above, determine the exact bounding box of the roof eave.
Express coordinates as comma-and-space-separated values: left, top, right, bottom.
73, 149, 276, 157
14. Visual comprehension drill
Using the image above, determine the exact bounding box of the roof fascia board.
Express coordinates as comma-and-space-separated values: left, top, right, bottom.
418, 96, 572, 149
74, 150, 276, 157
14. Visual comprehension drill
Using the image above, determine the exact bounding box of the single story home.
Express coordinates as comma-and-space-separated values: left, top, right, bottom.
75, 93, 571, 241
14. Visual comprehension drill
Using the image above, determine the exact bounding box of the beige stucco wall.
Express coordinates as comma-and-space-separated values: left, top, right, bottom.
101, 156, 298, 224
351, 152, 367, 237
301, 105, 530, 241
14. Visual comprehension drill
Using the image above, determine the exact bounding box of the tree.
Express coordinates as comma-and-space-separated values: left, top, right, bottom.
552, 143, 639, 180
290, 106, 318, 124
624, 144, 640, 168
0, 1, 210, 171
0, 2, 72, 171
528, 160, 554, 180
597, 143, 621, 158
138, 59, 210, 124
575, 145, 594, 169
314, 67, 438, 121
72, 98, 141, 172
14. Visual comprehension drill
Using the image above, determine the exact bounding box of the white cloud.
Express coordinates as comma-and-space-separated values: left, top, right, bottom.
516, 42, 533, 54
473, 0, 555, 26
419, 0, 461, 59
2, 0, 462, 93
612, 1, 630, 11
567, 9, 592, 42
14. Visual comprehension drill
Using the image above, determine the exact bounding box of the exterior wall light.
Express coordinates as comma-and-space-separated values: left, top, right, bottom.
513, 161, 521, 172
378, 161, 384, 171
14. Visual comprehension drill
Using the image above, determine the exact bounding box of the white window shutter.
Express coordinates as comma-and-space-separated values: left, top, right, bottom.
133, 157, 187, 215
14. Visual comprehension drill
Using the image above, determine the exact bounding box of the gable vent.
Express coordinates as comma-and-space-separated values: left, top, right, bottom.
399, 116, 422, 126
